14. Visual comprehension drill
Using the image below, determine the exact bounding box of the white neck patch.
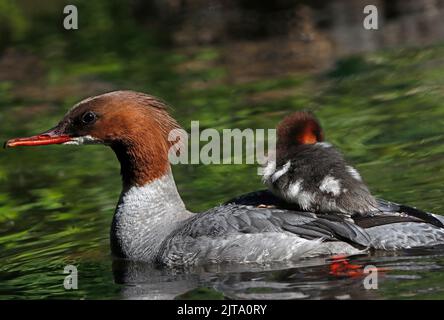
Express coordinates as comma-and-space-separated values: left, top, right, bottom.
112, 170, 190, 261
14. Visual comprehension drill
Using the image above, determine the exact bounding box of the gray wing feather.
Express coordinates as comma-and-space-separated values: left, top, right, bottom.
367, 222, 444, 250
156, 204, 368, 266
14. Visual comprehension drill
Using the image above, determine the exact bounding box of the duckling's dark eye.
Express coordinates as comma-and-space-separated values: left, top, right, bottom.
81, 111, 97, 125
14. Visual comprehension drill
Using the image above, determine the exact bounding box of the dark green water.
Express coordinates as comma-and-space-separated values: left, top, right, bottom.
1, 43, 444, 299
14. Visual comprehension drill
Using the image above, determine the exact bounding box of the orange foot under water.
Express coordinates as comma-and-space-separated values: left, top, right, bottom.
328, 255, 389, 277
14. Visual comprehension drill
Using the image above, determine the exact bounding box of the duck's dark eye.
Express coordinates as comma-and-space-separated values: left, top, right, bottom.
81, 111, 97, 124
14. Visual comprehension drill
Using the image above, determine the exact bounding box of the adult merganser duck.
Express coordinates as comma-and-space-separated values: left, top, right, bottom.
5, 91, 444, 267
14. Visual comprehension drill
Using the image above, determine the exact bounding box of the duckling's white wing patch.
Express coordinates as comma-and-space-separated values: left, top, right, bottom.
271, 161, 291, 183
286, 179, 315, 210
287, 179, 303, 198
319, 175, 342, 196
346, 166, 362, 181
315, 142, 332, 148
261, 160, 276, 182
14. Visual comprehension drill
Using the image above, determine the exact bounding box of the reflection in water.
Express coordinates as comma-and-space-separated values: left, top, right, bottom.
112, 260, 200, 300
111, 249, 444, 300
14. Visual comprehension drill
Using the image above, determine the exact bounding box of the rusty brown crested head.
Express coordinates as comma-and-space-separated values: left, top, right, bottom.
276, 111, 324, 150
5, 91, 183, 187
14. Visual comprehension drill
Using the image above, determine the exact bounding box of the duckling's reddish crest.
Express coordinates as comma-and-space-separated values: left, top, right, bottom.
277, 111, 324, 148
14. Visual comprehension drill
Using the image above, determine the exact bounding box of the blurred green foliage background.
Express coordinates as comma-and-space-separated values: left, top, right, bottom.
1, 0, 444, 299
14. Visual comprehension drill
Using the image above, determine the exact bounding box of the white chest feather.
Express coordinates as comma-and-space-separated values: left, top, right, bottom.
112, 171, 190, 261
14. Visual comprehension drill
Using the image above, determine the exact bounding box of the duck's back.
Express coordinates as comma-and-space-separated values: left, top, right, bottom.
155, 201, 369, 267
